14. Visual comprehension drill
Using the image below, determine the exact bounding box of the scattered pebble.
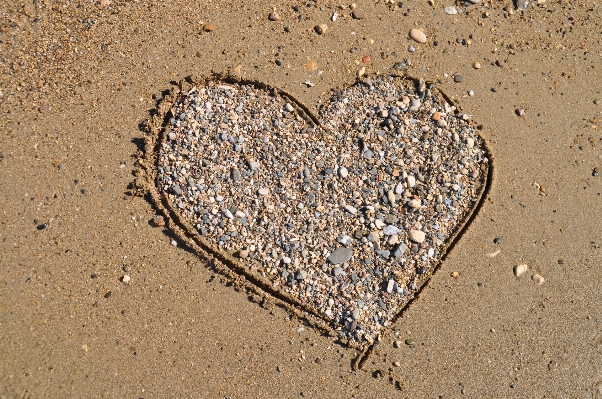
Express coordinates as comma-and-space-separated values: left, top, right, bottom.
444, 6, 458, 15
268, 12, 281, 21
405, 338, 414, 345
451, 271, 459, 278
122, 275, 131, 284
394, 340, 402, 348
514, 264, 528, 277
352, 10, 366, 19
409, 29, 427, 44
202, 23, 215, 32
153, 215, 166, 227
532, 273, 544, 285
393, 361, 401, 367
515, 108, 525, 117
473, 62, 481, 69
38, 105, 51, 113
486, 249, 500, 258
454, 75, 463, 83
557, 259, 566, 265
516, 0, 529, 10
314, 24, 328, 35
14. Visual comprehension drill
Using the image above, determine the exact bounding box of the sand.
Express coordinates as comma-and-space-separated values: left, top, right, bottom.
1, 0, 601, 397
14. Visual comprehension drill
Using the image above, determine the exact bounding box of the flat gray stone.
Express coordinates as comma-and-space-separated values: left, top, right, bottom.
328, 247, 353, 264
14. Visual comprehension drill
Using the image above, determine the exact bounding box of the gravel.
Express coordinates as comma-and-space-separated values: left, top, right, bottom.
157, 75, 488, 343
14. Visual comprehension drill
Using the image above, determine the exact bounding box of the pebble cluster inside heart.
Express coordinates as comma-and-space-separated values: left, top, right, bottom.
153, 75, 489, 344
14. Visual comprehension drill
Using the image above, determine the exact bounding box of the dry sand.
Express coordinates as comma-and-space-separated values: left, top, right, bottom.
1, 0, 601, 397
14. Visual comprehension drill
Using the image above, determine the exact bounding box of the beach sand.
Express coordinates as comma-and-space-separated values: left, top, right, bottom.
1, 0, 601, 397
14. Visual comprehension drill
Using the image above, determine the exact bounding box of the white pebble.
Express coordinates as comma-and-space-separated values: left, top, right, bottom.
407, 199, 421, 208
406, 175, 416, 188
532, 274, 545, 285
409, 230, 425, 243
339, 167, 349, 178
409, 28, 427, 44
258, 188, 269, 196
514, 264, 528, 277
387, 279, 395, 293
224, 209, 234, 219
122, 275, 131, 284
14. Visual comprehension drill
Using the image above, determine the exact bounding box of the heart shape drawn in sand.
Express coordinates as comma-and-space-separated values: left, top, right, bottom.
138, 74, 491, 348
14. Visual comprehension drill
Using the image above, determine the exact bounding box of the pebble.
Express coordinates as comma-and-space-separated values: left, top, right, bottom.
344, 205, 358, 215
393, 361, 401, 367
315, 24, 328, 35
158, 76, 488, 344
405, 338, 414, 345
454, 75, 463, 83
268, 12, 281, 21
451, 271, 459, 278
516, 108, 525, 117
514, 264, 528, 277
444, 6, 458, 14
327, 248, 353, 264
409, 230, 425, 243
394, 340, 402, 348
383, 225, 401, 236
516, 0, 529, 10
153, 215, 165, 227
409, 29, 427, 44
352, 10, 366, 19
122, 275, 131, 284
473, 62, 481, 69
532, 274, 545, 285
387, 279, 395, 293
202, 23, 215, 32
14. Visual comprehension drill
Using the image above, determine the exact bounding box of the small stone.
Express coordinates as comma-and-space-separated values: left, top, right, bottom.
153, 216, 165, 227
454, 75, 463, 83
232, 169, 241, 182
268, 12, 281, 21
383, 225, 400, 236
386, 279, 395, 293
328, 248, 353, 264
516, 108, 525, 117
202, 23, 215, 32
394, 340, 402, 348
357, 66, 366, 78
393, 243, 407, 258
444, 6, 457, 14
122, 275, 131, 284
409, 29, 427, 44
99, 0, 110, 6
332, 267, 343, 276
409, 230, 425, 243
532, 274, 544, 285
451, 271, 459, 278
38, 105, 51, 113
515, 0, 529, 10
405, 338, 414, 345
339, 167, 349, 178
352, 10, 366, 19
315, 24, 328, 35
224, 209, 234, 220
168, 132, 177, 141
258, 188, 269, 196
557, 259, 566, 265
514, 264, 528, 277
285, 103, 294, 112
344, 205, 358, 215
406, 175, 416, 188
473, 62, 481, 69
239, 249, 249, 259
393, 361, 401, 367
407, 199, 421, 208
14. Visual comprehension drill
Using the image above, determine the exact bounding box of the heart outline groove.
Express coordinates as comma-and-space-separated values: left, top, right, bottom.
136, 73, 493, 352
